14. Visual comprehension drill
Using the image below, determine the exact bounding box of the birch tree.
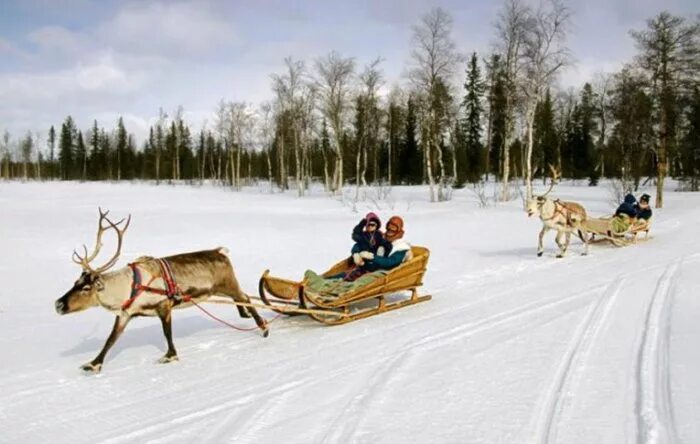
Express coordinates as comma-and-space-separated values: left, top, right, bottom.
315, 51, 355, 194
631, 12, 700, 208
409, 7, 462, 202
494, 0, 530, 201
521, 0, 571, 199
355, 57, 384, 201
258, 102, 276, 192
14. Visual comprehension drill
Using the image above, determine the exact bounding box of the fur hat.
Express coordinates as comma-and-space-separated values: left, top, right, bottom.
365, 212, 381, 228
640, 193, 651, 203
385, 216, 405, 241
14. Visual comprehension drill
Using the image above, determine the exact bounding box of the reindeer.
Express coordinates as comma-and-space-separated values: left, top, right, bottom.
55, 209, 268, 373
526, 166, 589, 258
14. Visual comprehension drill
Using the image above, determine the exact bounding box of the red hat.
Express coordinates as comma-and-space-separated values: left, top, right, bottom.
385, 216, 404, 241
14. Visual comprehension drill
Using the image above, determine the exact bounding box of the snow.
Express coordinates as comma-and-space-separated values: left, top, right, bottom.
1, 180, 699, 443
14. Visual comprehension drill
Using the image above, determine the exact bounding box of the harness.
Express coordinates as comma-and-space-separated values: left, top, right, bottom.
122, 258, 187, 310
540, 199, 584, 226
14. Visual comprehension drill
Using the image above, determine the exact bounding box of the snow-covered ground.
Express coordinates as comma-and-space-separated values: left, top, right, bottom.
1, 180, 699, 443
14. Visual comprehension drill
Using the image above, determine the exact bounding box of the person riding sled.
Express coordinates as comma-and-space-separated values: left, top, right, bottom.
356, 216, 412, 272
612, 193, 653, 234
350, 212, 392, 267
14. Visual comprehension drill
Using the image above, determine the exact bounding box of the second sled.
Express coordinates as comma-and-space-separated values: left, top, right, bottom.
583, 216, 652, 247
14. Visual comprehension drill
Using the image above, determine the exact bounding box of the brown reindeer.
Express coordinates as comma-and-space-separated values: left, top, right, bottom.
526, 166, 589, 258
55, 209, 268, 373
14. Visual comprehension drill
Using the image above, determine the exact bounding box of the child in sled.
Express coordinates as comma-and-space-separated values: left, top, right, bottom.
350, 212, 392, 267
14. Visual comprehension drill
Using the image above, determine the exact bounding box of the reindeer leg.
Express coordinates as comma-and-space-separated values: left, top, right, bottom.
578, 228, 589, 256
82, 315, 130, 373
220, 286, 269, 338
157, 305, 178, 364
537, 226, 549, 257
555, 231, 566, 258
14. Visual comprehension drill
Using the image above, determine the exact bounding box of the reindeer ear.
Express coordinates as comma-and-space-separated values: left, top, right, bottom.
94, 278, 105, 291
537, 196, 545, 202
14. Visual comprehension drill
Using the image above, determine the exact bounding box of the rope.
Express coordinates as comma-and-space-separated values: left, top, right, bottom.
188, 298, 282, 332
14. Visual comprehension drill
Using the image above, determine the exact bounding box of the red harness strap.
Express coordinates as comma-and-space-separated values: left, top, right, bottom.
121, 259, 278, 333
122, 259, 189, 310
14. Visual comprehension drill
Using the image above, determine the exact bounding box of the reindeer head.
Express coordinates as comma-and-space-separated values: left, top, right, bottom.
526, 165, 560, 218
55, 208, 131, 315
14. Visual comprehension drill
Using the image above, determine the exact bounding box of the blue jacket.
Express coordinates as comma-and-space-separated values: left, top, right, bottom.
363, 240, 411, 272
635, 205, 652, 220
351, 220, 392, 255
615, 194, 638, 218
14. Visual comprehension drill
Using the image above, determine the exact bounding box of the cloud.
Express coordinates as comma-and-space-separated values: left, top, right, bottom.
0, 52, 147, 104
27, 26, 86, 55
0, 37, 32, 60
97, 1, 238, 56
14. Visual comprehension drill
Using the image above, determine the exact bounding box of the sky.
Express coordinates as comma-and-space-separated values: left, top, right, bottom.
0, 0, 697, 146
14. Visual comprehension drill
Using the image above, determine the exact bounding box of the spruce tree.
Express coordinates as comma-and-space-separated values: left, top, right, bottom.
533, 90, 558, 181
58, 116, 75, 180
75, 131, 87, 181
400, 97, 421, 184
116, 117, 127, 181
47, 125, 55, 179
462, 52, 485, 183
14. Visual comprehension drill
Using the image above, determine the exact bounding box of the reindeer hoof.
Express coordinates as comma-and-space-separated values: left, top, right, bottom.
158, 354, 179, 364
537, 252, 543, 257
262, 328, 270, 338
556, 254, 564, 259
80, 362, 102, 373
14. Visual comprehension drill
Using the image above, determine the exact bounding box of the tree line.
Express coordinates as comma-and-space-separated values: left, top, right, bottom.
1, 1, 698, 207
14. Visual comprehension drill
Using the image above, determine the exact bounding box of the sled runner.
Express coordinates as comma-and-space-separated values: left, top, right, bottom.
258, 246, 432, 325
583, 215, 652, 247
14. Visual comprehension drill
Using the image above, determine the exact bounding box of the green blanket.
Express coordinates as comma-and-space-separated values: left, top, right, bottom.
612, 215, 632, 234
303, 269, 388, 300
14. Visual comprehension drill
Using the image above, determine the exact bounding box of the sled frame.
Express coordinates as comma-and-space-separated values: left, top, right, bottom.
584, 216, 652, 247
259, 246, 432, 325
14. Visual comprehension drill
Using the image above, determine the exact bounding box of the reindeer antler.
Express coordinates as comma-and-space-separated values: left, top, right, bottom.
541, 164, 561, 198
72, 208, 131, 274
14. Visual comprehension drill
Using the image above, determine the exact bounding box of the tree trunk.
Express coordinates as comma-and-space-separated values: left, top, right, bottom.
322, 146, 330, 192
236, 145, 241, 191
355, 137, 362, 202
525, 108, 535, 199
335, 134, 343, 194
279, 132, 287, 190
425, 132, 436, 202
501, 137, 510, 202
294, 126, 302, 197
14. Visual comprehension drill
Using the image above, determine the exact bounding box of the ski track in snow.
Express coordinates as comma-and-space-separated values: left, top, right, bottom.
534, 278, 624, 444
634, 260, 681, 444
3, 183, 700, 443
110, 282, 603, 443
319, 285, 608, 443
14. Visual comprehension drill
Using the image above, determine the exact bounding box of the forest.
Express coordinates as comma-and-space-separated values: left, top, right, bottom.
1, 1, 698, 207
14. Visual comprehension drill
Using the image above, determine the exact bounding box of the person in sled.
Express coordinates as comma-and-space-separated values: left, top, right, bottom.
635, 194, 653, 221
350, 212, 392, 267
358, 216, 412, 272
612, 193, 638, 233
631, 193, 653, 232
613, 193, 652, 234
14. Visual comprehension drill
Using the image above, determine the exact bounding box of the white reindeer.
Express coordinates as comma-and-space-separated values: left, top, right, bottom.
526, 166, 589, 258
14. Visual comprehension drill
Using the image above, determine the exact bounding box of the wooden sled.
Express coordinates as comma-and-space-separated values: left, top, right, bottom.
258, 246, 432, 325
583, 216, 652, 247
